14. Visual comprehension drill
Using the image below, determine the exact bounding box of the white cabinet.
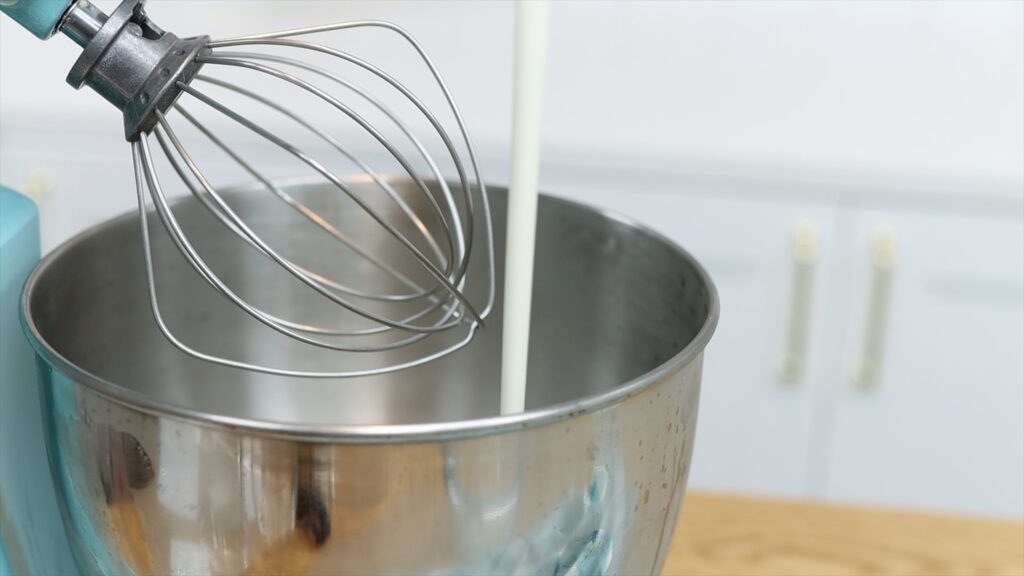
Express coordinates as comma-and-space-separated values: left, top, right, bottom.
822, 208, 1024, 517
547, 177, 1024, 517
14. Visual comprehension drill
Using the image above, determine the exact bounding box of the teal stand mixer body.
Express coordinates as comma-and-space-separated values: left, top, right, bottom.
0, 5, 118, 568
0, 186, 77, 575
0, 7, 78, 574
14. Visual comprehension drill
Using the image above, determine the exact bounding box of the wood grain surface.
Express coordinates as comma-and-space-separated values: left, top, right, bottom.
664, 492, 1024, 576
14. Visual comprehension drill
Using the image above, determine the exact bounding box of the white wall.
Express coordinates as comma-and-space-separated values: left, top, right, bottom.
2, 0, 1022, 203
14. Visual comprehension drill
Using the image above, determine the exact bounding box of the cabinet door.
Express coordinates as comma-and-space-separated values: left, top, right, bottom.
825, 207, 1024, 517
548, 180, 841, 497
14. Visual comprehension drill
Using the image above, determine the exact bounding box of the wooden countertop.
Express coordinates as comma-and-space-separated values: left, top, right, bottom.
664, 492, 1024, 576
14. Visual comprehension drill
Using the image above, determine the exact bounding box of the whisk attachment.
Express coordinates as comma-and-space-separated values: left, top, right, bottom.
11, 0, 495, 377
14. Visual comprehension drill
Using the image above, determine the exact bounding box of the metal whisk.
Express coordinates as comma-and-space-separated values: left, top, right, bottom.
0, 0, 494, 377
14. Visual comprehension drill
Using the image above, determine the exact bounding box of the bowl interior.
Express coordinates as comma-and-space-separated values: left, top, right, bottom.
26, 181, 713, 426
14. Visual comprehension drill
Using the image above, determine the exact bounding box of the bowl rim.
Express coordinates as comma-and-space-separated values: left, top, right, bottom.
21, 177, 719, 443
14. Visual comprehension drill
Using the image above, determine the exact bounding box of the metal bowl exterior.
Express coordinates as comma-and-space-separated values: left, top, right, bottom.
23, 182, 717, 574
39, 353, 703, 574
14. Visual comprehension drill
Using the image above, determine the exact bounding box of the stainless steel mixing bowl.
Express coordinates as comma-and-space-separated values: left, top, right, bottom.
21, 179, 717, 575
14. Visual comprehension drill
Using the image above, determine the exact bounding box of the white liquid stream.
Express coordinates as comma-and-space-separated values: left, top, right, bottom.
500, 0, 551, 415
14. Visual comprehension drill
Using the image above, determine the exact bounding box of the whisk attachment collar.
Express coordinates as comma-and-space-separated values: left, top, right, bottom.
63, 0, 210, 140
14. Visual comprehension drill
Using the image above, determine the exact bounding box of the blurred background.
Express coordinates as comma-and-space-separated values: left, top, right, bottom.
2, 0, 1021, 519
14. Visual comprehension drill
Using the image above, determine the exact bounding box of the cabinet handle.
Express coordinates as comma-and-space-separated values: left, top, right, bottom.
853, 229, 899, 388
778, 221, 819, 383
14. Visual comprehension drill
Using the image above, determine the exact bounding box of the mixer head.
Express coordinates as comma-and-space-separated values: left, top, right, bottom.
11, 0, 495, 377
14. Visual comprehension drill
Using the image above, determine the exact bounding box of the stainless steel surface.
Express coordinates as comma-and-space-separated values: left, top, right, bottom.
52, 0, 493, 376
60, 0, 107, 48
23, 180, 718, 575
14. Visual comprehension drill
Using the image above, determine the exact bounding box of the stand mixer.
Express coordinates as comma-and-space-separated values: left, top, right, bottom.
1, 2, 719, 574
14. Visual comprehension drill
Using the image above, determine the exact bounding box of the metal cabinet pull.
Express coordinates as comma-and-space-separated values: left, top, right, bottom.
778, 221, 819, 383
853, 229, 899, 388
